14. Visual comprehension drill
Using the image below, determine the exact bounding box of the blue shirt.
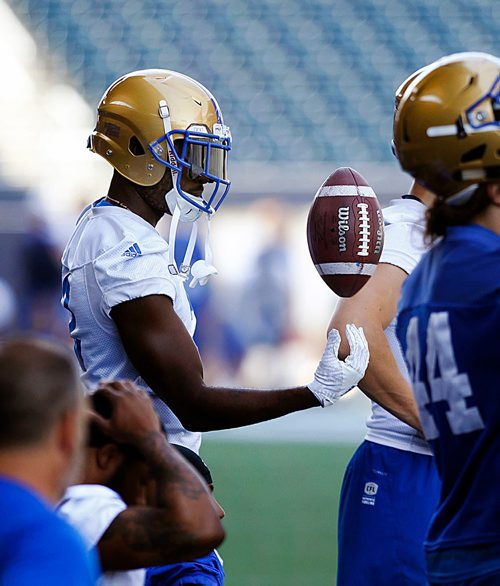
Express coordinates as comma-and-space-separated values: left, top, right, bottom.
396, 224, 500, 567
0, 476, 99, 585
146, 550, 224, 585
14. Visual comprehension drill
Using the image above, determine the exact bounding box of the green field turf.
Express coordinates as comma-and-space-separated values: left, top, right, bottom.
201, 441, 357, 586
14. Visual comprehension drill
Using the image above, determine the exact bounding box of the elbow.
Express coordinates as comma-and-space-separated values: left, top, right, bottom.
337, 347, 349, 361
173, 391, 213, 432
178, 515, 225, 559
334, 334, 351, 362
329, 323, 359, 361
154, 379, 213, 432
176, 410, 210, 432
196, 519, 226, 553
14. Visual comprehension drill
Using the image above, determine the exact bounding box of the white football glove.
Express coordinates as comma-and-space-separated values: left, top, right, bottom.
308, 324, 369, 407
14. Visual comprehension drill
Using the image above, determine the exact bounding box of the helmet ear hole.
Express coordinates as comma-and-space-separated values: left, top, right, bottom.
129, 136, 145, 156
461, 144, 486, 163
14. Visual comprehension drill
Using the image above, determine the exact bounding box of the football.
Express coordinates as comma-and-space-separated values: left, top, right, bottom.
307, 167, 384, 297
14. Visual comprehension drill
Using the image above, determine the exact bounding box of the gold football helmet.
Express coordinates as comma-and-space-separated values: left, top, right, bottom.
89, 69, 231, 215
394, 65, 429, 114
391, 64, 430, 157
393, 52, 500, 200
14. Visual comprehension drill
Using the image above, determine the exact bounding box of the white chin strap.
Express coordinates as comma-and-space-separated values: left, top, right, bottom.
167, 206, 218, 288
189, 217, 218, 288
160, 99, 218, 288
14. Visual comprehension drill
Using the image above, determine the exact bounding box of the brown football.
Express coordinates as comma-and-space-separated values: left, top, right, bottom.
307, 167, 384, 297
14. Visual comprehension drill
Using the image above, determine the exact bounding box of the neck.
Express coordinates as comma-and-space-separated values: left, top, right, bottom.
0, 445, 63, 504
79, 450, 107, 486
107, 173, 164, 227
408, 180, 436, 207
473, 203, 500, 235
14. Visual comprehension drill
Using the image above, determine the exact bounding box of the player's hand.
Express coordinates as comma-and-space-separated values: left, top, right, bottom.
90, 380, 163, 445
307, 324, 369, 407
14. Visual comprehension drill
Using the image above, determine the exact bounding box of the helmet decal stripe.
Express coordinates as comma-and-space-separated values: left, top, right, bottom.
427, 123, 497, 137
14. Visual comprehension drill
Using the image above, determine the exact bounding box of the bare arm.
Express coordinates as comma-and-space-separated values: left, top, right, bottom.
328, 263, 422, 431
92, 383, 225, 570
111, 295, 320, 431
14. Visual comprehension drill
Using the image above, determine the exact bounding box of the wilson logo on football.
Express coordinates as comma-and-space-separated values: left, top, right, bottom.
338, 207, 350, 253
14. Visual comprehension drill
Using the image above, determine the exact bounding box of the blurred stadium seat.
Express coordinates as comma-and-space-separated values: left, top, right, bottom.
7, 0, 499, 163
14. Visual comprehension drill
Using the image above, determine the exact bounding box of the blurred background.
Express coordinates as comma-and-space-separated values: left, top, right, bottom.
0, 0, 498, 583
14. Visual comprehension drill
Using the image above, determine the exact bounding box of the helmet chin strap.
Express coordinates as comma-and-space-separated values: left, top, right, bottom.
159, 99, 217, 287
189, 217, 218, 288
167, 206, 217, 288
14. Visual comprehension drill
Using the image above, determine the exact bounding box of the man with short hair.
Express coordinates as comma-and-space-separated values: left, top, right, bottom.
0, 337, 98, 584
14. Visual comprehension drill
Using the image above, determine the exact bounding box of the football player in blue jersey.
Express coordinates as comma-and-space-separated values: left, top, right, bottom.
329, 67, 440, 586
393, 52, 500, 585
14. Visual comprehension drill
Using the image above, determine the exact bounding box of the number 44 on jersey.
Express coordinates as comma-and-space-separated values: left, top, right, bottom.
405, 312, 484, 440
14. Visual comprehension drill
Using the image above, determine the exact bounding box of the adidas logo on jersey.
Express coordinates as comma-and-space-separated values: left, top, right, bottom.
122, 243, 142, 258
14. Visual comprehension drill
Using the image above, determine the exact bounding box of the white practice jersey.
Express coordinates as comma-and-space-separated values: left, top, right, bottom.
62, 200, 200, 452
58, 485, 144, 586
365, 197, 432, 455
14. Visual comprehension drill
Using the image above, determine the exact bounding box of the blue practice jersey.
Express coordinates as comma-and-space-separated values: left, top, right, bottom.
0, 476, 98, 585
146, 550, 224, 585
396, 224, 500, 555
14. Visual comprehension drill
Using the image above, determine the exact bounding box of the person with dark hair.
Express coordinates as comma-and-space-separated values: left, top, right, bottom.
0, 337, 98, 584
58, 380, 225, 586
146, 445, 225, 586
394, 52, 500, 585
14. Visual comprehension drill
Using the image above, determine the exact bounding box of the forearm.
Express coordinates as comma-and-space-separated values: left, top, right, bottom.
343, 325, 421, 430
99, 432, 224, 570
329, 264, 423, 432
163, 384, 320, 432
330, 316, 422, 431
113, 296, 321, 431
357, 344, 422, 432
136, 431, 219, 518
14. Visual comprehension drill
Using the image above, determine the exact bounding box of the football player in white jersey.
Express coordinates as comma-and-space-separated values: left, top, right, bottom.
62, 69, 368, 450
329, 68, 441, 586
61, 69, 369, 581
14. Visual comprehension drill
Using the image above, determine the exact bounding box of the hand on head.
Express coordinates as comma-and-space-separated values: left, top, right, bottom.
90, 380, 162, 447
